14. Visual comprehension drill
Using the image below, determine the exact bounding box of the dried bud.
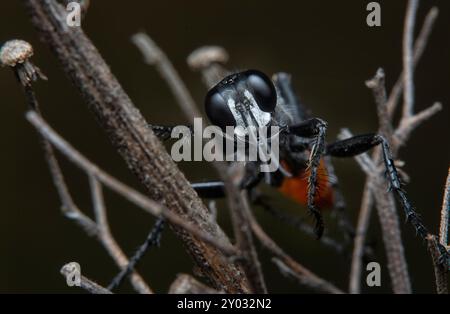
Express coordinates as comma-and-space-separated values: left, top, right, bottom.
0, 39, 47, 86
187, 46, 229, 71
0, 39, 34, 67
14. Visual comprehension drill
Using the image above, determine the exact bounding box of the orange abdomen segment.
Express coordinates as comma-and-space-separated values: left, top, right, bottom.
278, 159, 334, 210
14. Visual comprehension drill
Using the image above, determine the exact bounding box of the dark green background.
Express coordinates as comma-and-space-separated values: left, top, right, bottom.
0, 0, 448, 293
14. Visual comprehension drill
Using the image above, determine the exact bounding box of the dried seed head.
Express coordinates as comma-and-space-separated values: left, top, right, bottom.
187, 46, 229, 71
0, 39, 34, 67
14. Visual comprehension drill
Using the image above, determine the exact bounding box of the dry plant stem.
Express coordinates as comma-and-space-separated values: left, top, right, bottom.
426, 235, 448, 294
350, 69, 390, 294
351, 9, 440, 291
24, 0, 248, 293
223, 165, 267, 294
387, 7, 439, 118
395, 102, 442, 145
133, 34, 267, 293
366, 68, 393, 142
131, 33, 202, 121
402, 0, 419, 119
440, 169, 450, 247
26, 111, 238, 258
340, 129, 411, 294
169, 274, 222, 294
349, 4, 442, 293
61, 263, 112, 294
349, 181, 374, 294
243, 202, 343, 294
18, 79, 152, 293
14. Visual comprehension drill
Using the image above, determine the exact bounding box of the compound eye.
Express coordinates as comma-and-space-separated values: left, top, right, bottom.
205, 88, 236, 130
245, 70, 277, 112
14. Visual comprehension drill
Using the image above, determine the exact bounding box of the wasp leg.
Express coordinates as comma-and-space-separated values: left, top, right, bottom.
289, 118, 328, 238
326, 134, 432, 239
192, 181, 226, 198
108, 217, 165, 291
192, 162, 263, 198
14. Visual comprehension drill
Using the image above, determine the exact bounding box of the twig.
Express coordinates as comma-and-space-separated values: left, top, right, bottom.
60, 263, 113, 294
132, 34, 267, 293
365, 68, 393, 142
24, 0, 248, 293
426, 235, 448, 294
168, 274, 222, 294
386, 7, 439, 118
440, 168, 450, 247
349, 181, 374, 294
9, 54, 152, 293
107, 217, 165, 291
26, 111, 238, 258
348, 4, 442, 293
395, 102, 442, 144
340, 129, 411, 294
131, 32, 202, 121
223, 164, 267, 293
242, 196, 343, 294
402, 0, 419, 119
187, 46, 230, 88
253, 194, 349, 255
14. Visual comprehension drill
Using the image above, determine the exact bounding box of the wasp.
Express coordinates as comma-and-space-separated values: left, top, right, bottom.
151, 69, 430, 241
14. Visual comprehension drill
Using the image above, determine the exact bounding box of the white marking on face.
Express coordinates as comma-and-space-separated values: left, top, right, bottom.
244, 90, 271, 127
227, 91, 271, 138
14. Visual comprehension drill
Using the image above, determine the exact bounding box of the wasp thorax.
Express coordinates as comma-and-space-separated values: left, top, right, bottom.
0, 39, 34, 67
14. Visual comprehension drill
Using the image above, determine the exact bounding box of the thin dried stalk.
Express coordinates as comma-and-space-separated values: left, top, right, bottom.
387, 7, 439, 118
26, 111, 238, 258
348, 3, 442, 294
242, 195, 343, 294
132, 32, 202, 121
402, 0, 419, 119
440, 168, 450, 246
14, 67, 152, 293
349, 181, 374, 294
340, 129, 411, 294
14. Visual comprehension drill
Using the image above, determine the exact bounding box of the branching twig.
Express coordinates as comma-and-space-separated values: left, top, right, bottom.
244, 204, 343, 294
386, 7, 439, 118
8, 52, 152, 293
132, 34, 267, 293
340, 128, 412, 294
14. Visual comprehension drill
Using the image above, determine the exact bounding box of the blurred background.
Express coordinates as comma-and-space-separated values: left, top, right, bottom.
0, 0, 448, 293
